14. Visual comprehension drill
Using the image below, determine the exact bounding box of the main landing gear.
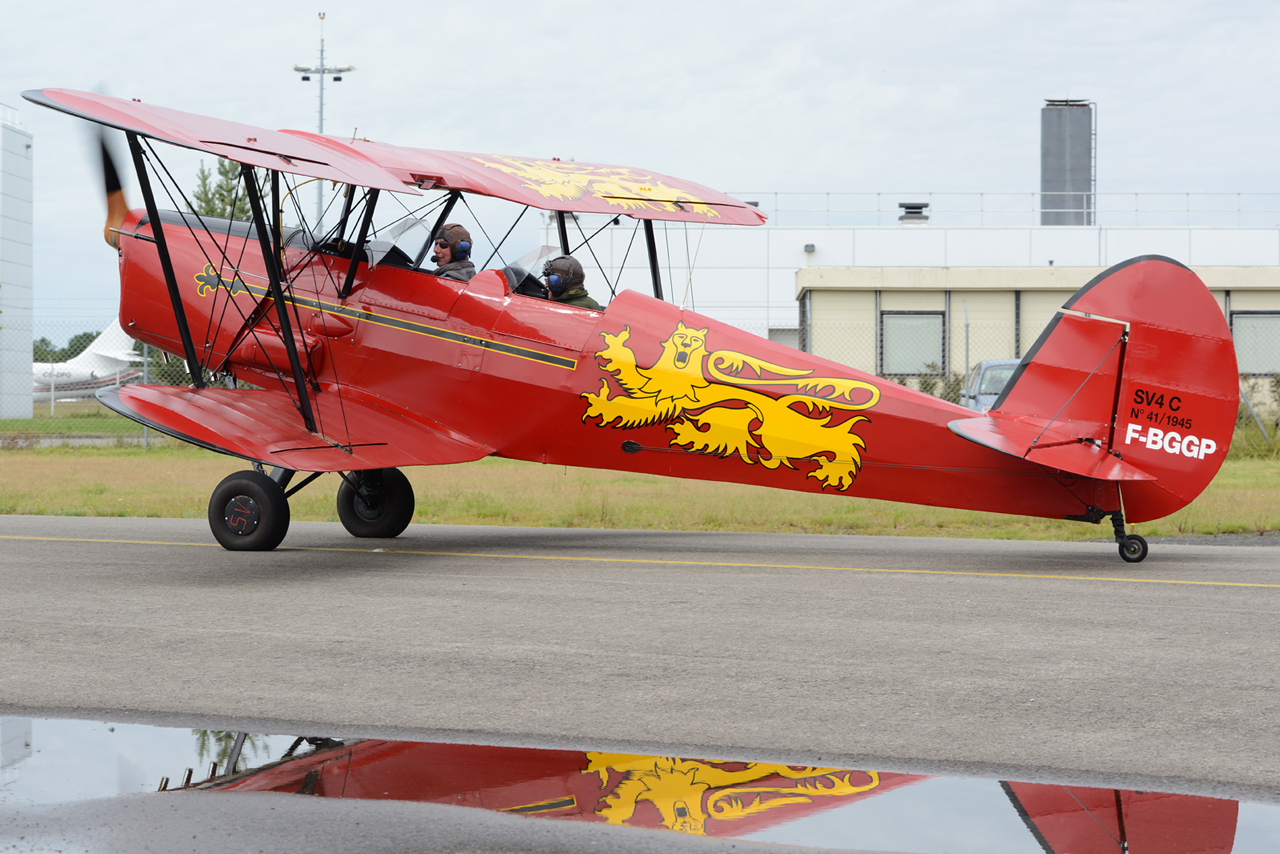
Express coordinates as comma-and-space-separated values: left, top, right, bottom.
207, 467, 415, 551
208, 469, 291, 551
335, 468, 415, 539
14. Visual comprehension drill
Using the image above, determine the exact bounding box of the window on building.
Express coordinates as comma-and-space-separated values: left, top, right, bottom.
880, 312, 945, 375
1232, 313, 1280, 374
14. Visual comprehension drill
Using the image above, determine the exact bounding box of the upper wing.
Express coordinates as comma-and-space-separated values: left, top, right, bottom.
24, 88, 411, 193
99, 385, 493, 472
346, 144, 768, 225
23, 88, 765, 225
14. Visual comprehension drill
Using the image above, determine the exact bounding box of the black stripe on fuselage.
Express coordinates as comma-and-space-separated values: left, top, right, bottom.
204, 278, 579, 371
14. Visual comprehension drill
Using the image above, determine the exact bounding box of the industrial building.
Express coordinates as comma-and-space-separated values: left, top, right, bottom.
793, 101, 1279, 406
0, 104, 33, 420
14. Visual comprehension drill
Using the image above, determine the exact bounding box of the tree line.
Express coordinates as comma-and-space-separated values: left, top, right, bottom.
33, 332, 99, 363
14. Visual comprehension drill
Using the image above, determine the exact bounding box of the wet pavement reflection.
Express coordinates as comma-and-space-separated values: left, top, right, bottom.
3, 717, 1279, 852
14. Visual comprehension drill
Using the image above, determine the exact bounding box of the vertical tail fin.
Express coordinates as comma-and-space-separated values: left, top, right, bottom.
953, 256, 1238, 523
1061, 256, 1237, 521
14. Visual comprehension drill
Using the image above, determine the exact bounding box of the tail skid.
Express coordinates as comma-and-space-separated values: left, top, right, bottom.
950, 256, 1238, 524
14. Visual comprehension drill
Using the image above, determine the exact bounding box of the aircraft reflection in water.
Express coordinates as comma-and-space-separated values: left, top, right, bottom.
172, 737, 1240, 852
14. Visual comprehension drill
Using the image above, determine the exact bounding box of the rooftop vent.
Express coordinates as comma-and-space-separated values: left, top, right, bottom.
898, 202, 929, 225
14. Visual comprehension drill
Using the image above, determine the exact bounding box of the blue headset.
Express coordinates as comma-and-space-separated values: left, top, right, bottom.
435, 235, 471, 261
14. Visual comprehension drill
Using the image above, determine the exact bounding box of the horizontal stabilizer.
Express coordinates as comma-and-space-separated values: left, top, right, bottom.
99, 385, 493, 472
949, 415, 1156, 481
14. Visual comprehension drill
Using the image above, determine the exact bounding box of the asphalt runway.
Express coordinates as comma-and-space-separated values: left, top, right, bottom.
1, 514, 1277, 806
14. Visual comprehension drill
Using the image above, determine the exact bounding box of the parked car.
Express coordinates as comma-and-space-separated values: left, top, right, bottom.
959, 359, 1021, 411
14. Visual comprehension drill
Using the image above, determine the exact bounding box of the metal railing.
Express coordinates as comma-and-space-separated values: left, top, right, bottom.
730, 192, 1280, 229
0, 103, 20, 128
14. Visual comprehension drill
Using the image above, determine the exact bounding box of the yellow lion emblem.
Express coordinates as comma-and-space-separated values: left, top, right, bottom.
586, 753, 880, 835
472, 155, 720, 218
582, 322, 879, 490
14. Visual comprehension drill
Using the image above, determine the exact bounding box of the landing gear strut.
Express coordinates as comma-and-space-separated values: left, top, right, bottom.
206, 466, 413, 550
336, 468, 415, 539
1112, 511, 1148, 563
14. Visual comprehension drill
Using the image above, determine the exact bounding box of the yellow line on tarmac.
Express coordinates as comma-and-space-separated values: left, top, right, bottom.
0, 535, 221, 548
4, 534, 1279, 589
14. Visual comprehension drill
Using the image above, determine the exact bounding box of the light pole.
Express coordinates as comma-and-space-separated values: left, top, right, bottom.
293, 12, 354, 230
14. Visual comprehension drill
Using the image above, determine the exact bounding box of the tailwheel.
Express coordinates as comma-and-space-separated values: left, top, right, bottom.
336, 468, 415, 539
208, 471, 291, 551
1119, 535, 1149, 563
1110, 510, 1148, 563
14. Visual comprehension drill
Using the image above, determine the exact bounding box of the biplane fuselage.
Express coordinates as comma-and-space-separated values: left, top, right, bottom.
115, 207, 1203, 525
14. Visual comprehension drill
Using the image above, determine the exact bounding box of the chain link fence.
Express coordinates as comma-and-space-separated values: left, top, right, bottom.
3, 321, 187, 448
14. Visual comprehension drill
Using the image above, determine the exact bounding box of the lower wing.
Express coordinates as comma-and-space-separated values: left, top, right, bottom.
99, 385, 493, 471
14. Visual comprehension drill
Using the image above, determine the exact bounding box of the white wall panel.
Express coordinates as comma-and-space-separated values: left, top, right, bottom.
1029, 228, 1102, 267
0, 122, 34, 420
1190, 230, 1280, 267
941, 229, 1029, 266
1102, 229, 1192, 265
854, 229, 947, 267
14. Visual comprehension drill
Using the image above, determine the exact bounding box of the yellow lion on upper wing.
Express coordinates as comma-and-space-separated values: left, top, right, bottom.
473, 156, 719, 218
581, 322, 879, 490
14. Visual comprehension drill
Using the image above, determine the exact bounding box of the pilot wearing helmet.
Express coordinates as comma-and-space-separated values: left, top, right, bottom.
542, 255, 602, 310
427, 224, 476, 281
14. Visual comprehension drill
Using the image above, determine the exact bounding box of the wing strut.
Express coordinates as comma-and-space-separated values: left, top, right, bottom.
643, 219, 664, 301
555, 211, 570, 255
416, 190, 461, 268
240, 164, 318, 433
332, 185, 356, 248
127, 133, 206, 388
339, 189, 379, 299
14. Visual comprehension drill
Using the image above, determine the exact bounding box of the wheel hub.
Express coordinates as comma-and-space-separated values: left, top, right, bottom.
354, 492, 386, 522
223, 495, 261, 535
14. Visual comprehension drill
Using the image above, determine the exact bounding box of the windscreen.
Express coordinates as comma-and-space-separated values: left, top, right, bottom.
387, 218, 434, 267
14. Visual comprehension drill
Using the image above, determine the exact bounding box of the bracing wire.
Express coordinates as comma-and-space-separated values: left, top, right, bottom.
570, 216, 621, 255
1027, 331, 1126, 452
679, 222, 707, 312
572, 215, 611, 298
457, 194, 508, 270
663, 223, 674, 305
609, 219, 643, 299
481, 205, 531, 270
143, 146, 307, 420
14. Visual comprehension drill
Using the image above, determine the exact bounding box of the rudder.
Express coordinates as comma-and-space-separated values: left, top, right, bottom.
1063, 256, 1238, 521
985, 256, 1238, 523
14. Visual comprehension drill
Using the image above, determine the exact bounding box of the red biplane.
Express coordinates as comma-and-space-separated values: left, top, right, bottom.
25, 89, 1239, 560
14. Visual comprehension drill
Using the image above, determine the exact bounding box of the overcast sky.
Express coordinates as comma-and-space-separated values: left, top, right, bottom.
3, 0, 1277, 337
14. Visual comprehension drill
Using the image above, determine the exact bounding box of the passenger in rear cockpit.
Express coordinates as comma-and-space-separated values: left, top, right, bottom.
542, 255, 602, 310
427, 224, 476, 281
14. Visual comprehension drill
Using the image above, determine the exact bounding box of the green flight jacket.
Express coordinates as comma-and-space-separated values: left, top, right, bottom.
553, 287, 603, 311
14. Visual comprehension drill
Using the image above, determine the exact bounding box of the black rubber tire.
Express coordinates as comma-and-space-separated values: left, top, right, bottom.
208, 470, 291, 551
1119, 534, 1149, 563
336, 468, 415, 539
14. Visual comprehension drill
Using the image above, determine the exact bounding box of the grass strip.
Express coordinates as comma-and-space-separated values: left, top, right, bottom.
0, 444, 1275, 540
